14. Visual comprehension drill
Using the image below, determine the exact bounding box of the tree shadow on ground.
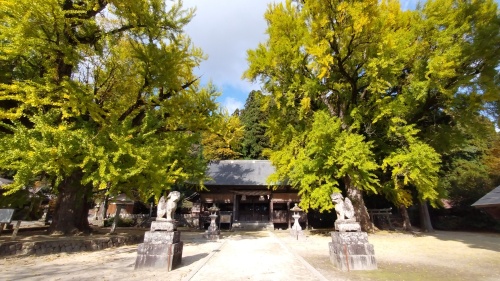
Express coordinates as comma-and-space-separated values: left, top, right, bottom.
181, 252, 209, 267
308, 227, 500, 253
424, 230, 500, 252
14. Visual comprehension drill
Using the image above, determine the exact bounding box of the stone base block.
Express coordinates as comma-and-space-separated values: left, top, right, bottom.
329, 241, 377, 271
134, 242, 183, 271
331, 231, 369, 245
207, 225, 218, 232
329, 252, 377, 271
143, 231, 180, 244
203, 230, 220, 241
289, 229, 306, 240
151, 221, 176, 232
335, 221, 361, 232
329, 242, 375, 255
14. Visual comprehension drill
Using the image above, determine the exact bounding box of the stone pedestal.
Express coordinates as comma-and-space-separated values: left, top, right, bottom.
151, 221, 176, 232
329, 224, 377, 271
334, 220, 361, 232
134, 220, 183, 271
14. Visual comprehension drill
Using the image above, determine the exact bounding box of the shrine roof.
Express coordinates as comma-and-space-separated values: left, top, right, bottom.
205, 160, 277, 186
472, 185, 500, 207
0, 177, 13, 187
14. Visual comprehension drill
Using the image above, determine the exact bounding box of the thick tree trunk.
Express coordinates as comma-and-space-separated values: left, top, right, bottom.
419, 199, 434, 232
344, 176, 373, 233
399, 204, 413, 232
48, 170, 93, 235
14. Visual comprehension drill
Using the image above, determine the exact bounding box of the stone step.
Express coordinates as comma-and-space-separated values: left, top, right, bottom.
231, 222, 274, 231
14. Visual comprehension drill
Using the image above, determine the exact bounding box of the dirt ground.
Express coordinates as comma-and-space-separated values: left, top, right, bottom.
280, 230, 500, 281
1, 228, 499, 281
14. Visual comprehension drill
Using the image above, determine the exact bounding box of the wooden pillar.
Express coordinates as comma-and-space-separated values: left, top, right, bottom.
199, 202, 204, 230
11, 220, 21, 239
287, 201, 291, 229
233, 193, 237, 222
306, 212, 309, 230
269, 196, 274, 223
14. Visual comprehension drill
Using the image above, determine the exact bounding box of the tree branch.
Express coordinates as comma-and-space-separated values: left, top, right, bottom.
107, 25, 148, 35
118, 77, 200, 124
320, 92, 337, 117
117, 78, 149, 122
63, 0, 108, 20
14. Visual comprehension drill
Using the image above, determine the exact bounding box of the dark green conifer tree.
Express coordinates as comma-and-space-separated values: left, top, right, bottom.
239, 91, 271, 160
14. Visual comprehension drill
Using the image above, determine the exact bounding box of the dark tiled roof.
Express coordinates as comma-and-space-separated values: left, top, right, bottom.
472, 185, 500, 207
205, 160, 276, 186
0, 177, 13, 187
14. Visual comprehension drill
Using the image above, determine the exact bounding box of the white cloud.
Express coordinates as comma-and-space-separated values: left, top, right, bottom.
221, 97, 244, 115
182, 0, 280, 98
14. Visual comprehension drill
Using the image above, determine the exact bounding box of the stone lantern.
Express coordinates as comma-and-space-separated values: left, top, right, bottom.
203, 204, 221, 240
289, 203, 305, 239
109, 194, 134, 234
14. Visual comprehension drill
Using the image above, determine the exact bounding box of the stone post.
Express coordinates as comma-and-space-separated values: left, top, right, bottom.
94, 204, 100, 220
110, 204, 122, 234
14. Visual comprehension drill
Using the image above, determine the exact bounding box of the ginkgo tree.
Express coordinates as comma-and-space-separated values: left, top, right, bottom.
201, 109, 244, 160
0, 0, 219, 234
245, 0, 500, 231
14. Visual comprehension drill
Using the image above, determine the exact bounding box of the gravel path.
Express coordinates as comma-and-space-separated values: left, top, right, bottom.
188, 231, 322, 281
1, 230, 499, 281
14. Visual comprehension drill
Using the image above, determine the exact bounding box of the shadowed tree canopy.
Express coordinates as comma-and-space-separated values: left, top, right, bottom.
245, 0, 500, 232
0, 0, 219, 234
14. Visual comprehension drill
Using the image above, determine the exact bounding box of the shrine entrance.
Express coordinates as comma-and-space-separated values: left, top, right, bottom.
237, 195, 269, 222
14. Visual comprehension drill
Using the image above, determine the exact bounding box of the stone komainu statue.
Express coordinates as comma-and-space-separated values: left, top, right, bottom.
330, 192, 355, 221
166, 191, 180, 221
156, 195, 167, 220
156, 191, 181, 221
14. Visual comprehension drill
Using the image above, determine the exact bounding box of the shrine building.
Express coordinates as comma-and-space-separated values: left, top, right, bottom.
195, 160, 305, 229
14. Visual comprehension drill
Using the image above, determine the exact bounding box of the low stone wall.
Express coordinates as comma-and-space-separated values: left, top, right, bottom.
0, 234, 143, 257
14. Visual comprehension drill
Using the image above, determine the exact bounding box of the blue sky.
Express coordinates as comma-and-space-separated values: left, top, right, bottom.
182, 0, 422, 114
182, 0, 277, 114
